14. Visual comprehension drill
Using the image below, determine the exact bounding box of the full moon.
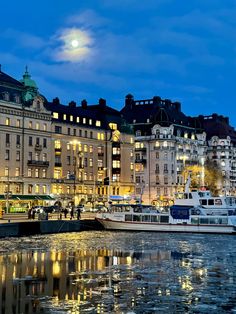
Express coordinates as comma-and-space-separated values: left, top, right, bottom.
71, 39, 79, 48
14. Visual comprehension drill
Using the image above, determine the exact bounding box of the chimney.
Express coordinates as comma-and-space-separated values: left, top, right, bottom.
52, 97, 60, 105
99, 98, 106, 107
125, 94, 134, 109
68, 100, 76, 108
81, 99, 87, 109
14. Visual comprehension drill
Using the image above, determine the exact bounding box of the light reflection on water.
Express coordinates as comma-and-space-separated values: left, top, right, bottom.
0, 231, 236, 313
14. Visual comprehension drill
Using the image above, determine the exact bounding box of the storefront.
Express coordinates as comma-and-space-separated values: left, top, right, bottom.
0, 195, 55, 213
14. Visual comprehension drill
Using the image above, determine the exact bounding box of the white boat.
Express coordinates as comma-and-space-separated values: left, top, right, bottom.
96, 203, 236, 234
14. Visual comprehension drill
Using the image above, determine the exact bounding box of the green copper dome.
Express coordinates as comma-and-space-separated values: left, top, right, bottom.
20, 66, 37, 89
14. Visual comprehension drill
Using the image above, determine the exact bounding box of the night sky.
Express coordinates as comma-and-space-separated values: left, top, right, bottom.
1, 0, 235, 124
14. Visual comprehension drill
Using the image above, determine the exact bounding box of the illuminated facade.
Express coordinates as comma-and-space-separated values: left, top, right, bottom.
121, 94, 206, 204
0, 67, 134, 210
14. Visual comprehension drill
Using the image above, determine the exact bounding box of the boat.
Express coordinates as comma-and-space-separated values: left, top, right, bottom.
96, 178, 236, 234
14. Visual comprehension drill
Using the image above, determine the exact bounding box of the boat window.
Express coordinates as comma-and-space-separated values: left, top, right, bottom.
218, 218, 228, 224
133, 215, 141, 222
151, 216, 159, 223
200, 218, 209, 224
160, 216, 169, 223
142, 215, 150, 222
208, 199, 214, 206
191, 218, 199, 224
198, 192, 204, 197
184, 193, 188, 199
200, 199, 207, 206
125, 215, 132, 221
189, 193, 193, 199
209, 218, 218, 224
215, 199, 222, 205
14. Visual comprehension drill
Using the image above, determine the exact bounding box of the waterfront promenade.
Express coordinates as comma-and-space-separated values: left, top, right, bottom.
0, 212, 101, 238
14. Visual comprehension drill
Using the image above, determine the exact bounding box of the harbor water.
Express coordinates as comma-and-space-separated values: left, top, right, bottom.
0, 231, 236, 313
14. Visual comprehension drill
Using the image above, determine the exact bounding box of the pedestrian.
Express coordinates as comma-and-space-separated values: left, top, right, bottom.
64, 208, 68, 219
32, 208, 36, 220
70, 207, 74, 220
77, 207, 81, 220
28, 208, 32, 220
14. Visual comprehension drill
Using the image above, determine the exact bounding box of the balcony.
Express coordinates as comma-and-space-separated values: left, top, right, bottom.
27, 160, 49, 167
35, 144, 42, 151
135, 147, 146, 152
55, 162, 62, 167
51, 178, 64, 183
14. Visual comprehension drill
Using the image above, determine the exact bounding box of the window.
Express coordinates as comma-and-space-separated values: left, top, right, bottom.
42, 185, 46, 194
96, 120, 101, 127
43, 138, 47, 148
43, 153, 47, 161
15, 168, 20, 177
70, 115, 73, 122
6, 133, 10, 145
54, 169, 61, 179
16, 135, 20, 145
28, 184, 33, 194
35, 184, 39, 194
55, 126, 62, 134
164, 176, 168, 185
28, 168, 32, 177
29, 136, 32, 146
113, 160, 121, 168
28, 152, 32, 161
85, 130, 88, 138
84, 157, 88, 167
5, 167, 9, 176
43, 124, 47, 131
112, 174, 120, 182
156, 152, 159, 159
76, 117, 80, 123
36, 138, 40, 145
53, 112, 59, 119
54, 140, 61, 149
29, 121, 33, 129
16, 151, 20, 161
42, 169, 46, 178
90, 131, 93, 139
98, 159, 103, 167
84, 172, 88, 180
68, 128, 71, 135
67, 156, 71, 165
36, 122, 39, 130
136, 176, 141, 183
89, 119, 92, 125
63, 114, 66, 120
35, 169, 39, 178
79, 129, 82, 137
5, 150, 9, 160
109, 123, 117, 130
16, 119, 20, 127
89, 158, 93, 167
84, 144, 88, 152
5, 118, 10, 126
73, 129, 76, 136
113, 147, 120, 155
83, 118, 86, 124
89, 145, 93, 153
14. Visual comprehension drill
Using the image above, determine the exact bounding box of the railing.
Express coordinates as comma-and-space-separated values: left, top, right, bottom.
27, 160, 49, 166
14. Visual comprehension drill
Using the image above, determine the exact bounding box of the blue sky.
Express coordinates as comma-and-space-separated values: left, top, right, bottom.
1, 0, 236, 125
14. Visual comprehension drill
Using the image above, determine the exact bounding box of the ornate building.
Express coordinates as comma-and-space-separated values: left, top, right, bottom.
121, 94, 206, 204
0, 66, 134, 212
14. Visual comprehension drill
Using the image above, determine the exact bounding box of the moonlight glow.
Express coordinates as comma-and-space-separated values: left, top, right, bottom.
71, 39, 79, 48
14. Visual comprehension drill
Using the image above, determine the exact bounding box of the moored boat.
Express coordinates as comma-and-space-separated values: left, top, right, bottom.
96, 203, 236, 234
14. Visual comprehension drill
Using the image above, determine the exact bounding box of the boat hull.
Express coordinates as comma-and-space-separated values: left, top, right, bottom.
96, 218, 236, 234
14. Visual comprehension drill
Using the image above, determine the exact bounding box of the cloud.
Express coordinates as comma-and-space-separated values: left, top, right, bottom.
2, 29, 46, 49
66, 9, 109, 28
51, 27, 94, 62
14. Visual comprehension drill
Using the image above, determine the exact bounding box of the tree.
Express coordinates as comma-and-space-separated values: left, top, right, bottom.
182, 160, 223, 196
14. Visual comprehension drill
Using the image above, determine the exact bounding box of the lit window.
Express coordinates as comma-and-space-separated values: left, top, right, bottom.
113, 160, 121, 168
53, 112, 59, 119
76, 117, 80, 123
28, 169, 32, 177
89, 158, 93, 167
96, 120, 101, 127
29, 121, 32, 129
36, 122, 39, 130
184, 132, 188, 139
89, 119, 92, 125
83, 117, 86, 124
97, 133, 101, 140
130, 162, 134, 170
89, 145, 93, 153
109, 123, 117, 130
54, 140, 61, 149
35, 184, 39, 194
70, 115, 73, 122
16, 119, 20, 127
84, 172, 88, 180
42, 169, 46, 178
163, 141, 167, 147
35, 169, 39, 178
63, 114, 66, 120
28, 184, 33, 194
101, 133, 104, 140
67, 142, 70, 150
4, 167, 9, 176
42, 185, 46, 194
43, 124, 47, 131
5, 118, 10, 126
54, 169, 61, 179
84, 144, 88, 152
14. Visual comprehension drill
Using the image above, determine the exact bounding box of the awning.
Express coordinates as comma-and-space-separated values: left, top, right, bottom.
0, 195, 55, 201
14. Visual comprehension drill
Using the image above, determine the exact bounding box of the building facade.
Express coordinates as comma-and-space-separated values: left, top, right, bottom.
121, 94, 207, 205
0, 67, 134, 212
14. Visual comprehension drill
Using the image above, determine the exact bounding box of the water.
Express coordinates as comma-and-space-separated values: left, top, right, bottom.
0, 231, 236, 314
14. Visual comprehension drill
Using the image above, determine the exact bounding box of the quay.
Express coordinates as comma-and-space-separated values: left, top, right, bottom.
0, 213, 103, 238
